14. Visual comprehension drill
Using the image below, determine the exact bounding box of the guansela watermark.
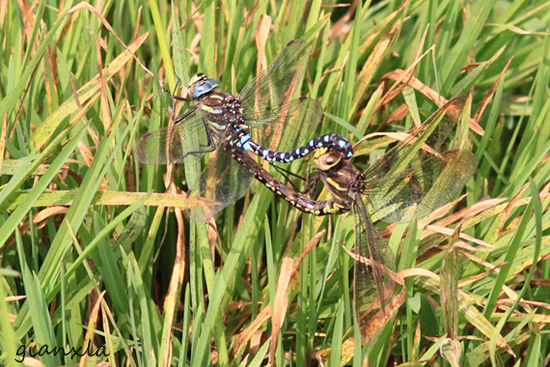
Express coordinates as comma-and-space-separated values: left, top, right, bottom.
15, 340, 109, 363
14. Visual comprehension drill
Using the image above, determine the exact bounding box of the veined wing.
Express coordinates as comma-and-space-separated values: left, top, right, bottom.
186, 147, 254, 221
187, 97, 324, 221
246, 97, 324, 152
184, 40, 313, 220
186, 40, 321, 221
239, 40, 320, 153
136, 110, 212, 165
239, 39, 310, 113
361, 95, 478, 223
366, 150, 478, 223
353, 195, 396, 333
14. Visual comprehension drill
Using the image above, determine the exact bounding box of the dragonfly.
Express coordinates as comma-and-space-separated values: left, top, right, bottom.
231, 95, 478, 338
135, 39, 352, 221
310, 95, 478, 337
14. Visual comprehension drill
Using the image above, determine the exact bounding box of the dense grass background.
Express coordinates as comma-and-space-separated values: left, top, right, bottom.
1, 0, 550, 366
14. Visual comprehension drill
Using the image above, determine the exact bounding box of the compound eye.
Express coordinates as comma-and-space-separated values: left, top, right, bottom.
325, 152, 340, 165
317, 151, 341, 171
189, 77, 219, 98
194, 81, 212, 96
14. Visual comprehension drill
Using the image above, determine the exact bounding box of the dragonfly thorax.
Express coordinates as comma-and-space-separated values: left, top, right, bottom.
196, 93, 245, 131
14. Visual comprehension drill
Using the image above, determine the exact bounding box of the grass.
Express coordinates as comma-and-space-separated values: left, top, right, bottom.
1, 0, 549, 366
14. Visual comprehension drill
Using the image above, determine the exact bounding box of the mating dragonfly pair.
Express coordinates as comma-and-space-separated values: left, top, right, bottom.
136, 39, 478, 334
137, 39, 352, 221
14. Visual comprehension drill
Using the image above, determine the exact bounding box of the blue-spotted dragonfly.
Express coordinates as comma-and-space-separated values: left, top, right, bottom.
136, 39, 352, 220
229, 95, 477, 341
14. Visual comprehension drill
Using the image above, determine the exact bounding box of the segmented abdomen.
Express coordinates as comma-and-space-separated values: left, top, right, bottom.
232, 132, 353, 163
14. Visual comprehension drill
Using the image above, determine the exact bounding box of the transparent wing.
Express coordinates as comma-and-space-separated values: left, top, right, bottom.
366, 150, 478, 223
353, 195, 396, 331
185, 40, 317, 220
136, 110, 213, 165
186, 148, 254, 221
361, 95, 478, 223
239, 40, 320, 153
239, 39, 310, 112
247, 97, 324, 152
187, 97, 323, 221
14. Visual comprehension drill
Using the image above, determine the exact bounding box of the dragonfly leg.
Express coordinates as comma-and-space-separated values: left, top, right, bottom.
305, 169, 321, 197
270, 163, 306, 193
271, 163, 306, 182
268, 163, 322, 197
166, 77, 182, 99
168, 76, 194, 102
182, 133, 217, 157
172, 94, 194, 102
169, 78, 196, 123
173, 106, 197, 124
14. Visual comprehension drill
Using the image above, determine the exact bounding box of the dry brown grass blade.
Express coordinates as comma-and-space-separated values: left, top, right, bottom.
4, 206, 70, 250
475, 56, 513, 123
80, 290, 107, 367
230, 304, 271, 362
68, 2, 152, 75
377, 103, 409, 130
30, 33, 149, 149
498, 294, 550, 314
230, 231, 325, 362
378, 193, 487, 240
206, 217, 220, 263
509, 248, 550, 281
424, 224, 494, 249
322, 244, 406, 364
95, 37, 112, 131
3, 191, 211, 211
327, 0, 358, 40
291, 230, 326, 271
250, 330, 268, 360
376, 42, 435, 124
441, 237, 466, 341
457, 257, 504, 288
269, 257, 295, 364
350, 13, 404, 119
0, 112, 7, 172
381, 69, 485, 135
160, 201, 186, 367
315, 285, 406, 365
254, 15, 271, 75
406, 268, 513, 354
428, 196, 508, 230
496, 183, 529, 236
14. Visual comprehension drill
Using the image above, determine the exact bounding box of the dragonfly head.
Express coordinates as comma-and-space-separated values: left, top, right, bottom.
313, 148, 357, 204
187, 73, 219, 99
314, 148, 344, 172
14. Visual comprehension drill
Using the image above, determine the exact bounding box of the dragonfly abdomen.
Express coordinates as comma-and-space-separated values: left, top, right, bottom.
231, 132, 353, 163
227, 145, 351, 215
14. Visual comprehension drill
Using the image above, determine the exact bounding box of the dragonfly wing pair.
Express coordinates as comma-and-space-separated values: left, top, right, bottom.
136, 110, 213, 165
136, 40, 326, 220
363, 95, 478, 223
185, 40, 322, 221
313, 95, 478, 338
